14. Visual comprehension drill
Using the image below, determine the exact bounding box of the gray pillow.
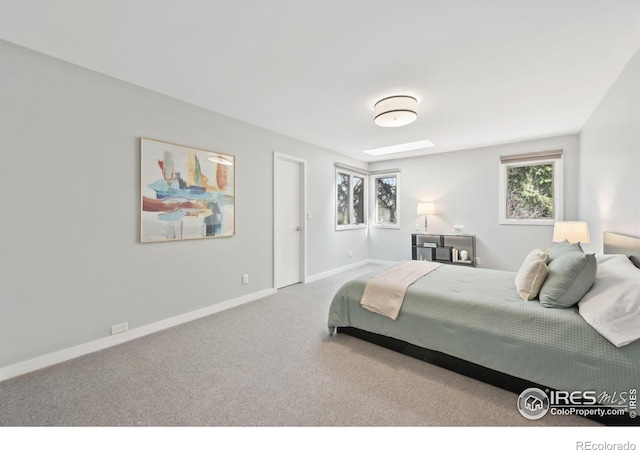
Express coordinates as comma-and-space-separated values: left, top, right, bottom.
547, 240, 583, 262
539, 251, 597, 308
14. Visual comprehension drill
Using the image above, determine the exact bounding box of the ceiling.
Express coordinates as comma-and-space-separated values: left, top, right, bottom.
1, 0, 639, 162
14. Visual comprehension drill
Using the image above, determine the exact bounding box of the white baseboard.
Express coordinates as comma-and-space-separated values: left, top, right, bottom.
0, 259, 399, 381
0, 288, 275, 382
305, 259, 391, 283
367, 259, 396, 266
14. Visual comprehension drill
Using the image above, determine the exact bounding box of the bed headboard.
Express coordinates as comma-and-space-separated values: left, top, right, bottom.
603, 231, 640, 269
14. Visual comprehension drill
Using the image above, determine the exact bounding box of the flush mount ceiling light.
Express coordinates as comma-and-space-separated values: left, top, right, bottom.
374, 95, 418, 127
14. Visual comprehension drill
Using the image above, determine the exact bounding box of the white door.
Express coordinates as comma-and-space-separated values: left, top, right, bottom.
274, 154, 305, 289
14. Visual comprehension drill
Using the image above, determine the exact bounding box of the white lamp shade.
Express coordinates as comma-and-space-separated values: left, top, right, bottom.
374, 96, 418, 127
553, 221, 590, 244
417, 202, 435, 216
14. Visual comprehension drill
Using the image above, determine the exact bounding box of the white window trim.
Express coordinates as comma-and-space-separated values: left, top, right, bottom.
335, 167, 368, 231
499, 155, 563, 226
371, 172, 400, 229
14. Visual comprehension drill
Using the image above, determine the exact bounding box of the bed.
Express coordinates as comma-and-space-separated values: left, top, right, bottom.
327, 232, 640, 425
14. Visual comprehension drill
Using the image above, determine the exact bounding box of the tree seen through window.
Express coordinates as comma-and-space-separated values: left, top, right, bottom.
506, 163, 554, 220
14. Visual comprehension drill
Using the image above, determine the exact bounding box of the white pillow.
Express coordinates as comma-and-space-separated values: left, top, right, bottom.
515, 249, 549, 300
578, 254, 640, 347
595, 254, 623, 264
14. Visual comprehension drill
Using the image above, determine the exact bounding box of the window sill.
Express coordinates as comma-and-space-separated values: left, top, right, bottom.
336, 224, 368, 231
372, 224, 400, 229
499, 219, 556, 226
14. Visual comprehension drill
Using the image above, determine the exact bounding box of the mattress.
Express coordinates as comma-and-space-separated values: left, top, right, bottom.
327, 262, 640, 398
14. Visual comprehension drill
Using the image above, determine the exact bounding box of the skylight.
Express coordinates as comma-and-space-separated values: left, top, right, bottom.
362, 139, 435, 156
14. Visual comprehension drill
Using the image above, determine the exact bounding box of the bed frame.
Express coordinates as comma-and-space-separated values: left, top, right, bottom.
337, 232, 640, 426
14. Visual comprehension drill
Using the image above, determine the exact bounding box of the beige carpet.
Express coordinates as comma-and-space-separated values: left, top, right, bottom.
0, 264, 593, 427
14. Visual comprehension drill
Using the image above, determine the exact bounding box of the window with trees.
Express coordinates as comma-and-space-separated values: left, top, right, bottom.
373, 173, 399, 228
499, 150, 563, 225
336, 168, 366, 229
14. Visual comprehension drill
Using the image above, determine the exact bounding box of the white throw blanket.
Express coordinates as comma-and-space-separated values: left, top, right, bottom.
360, 261, 441, 320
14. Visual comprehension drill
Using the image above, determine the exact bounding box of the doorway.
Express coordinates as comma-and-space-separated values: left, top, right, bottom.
274, 153, 306, 289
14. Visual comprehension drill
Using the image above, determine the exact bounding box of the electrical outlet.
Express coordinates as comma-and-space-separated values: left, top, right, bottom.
348, 250, 353, 258
415, 223, 420, 231
111, 322, 128, 335
242, 274, 249, 285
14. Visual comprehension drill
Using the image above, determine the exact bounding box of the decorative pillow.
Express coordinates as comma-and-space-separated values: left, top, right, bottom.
547, 240, 583, 262
514, 249, 549, 300
579, 255, 640, 347
539, 251, 597, 308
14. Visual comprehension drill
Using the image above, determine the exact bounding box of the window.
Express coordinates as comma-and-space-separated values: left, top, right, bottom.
499, 150, 563, 225
373, 173, 400, 228
336, 168, 367, 229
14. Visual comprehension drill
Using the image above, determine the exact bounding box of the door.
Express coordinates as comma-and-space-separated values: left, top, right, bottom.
274, 153, 306, 289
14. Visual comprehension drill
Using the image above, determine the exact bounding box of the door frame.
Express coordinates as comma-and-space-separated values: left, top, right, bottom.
273, 152, 307, 291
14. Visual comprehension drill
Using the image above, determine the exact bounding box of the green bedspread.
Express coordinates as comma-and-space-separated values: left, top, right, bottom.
328, 263, 640, 399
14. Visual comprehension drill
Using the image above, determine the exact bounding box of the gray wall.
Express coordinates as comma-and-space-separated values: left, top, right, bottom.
0, 41, 367, 368
579, 49, 640, 254
368, 135, 580, 271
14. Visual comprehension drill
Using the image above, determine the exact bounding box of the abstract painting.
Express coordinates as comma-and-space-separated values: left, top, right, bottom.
140, 138, 235, 242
